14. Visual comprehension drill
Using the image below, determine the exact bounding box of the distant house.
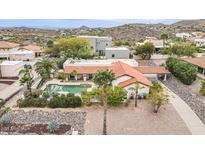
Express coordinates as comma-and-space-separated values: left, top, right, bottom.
193, 38, 205, 47
105, 47, 132, 59
78, 36, 112, 55
18, 44, 45, 57
176, 33, 192, 40
136, 37, 164, 52
0, 61, 24, 78
0, 41, 35, 61
0, 41, 20, 52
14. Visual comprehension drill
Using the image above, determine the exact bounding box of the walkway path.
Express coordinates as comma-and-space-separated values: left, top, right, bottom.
161, 83, 205, 134
0, 80, 22, 101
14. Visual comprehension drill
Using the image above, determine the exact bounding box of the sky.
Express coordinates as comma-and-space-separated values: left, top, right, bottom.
0, 19, 182, 29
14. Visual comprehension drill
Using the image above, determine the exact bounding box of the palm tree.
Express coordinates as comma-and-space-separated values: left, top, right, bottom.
148, 82, 168, 113
93, 69, 115, 135
35, 58, 56, 80
134, 82, 140, 107
19, 67, 34, 94
160, 33, 169, 46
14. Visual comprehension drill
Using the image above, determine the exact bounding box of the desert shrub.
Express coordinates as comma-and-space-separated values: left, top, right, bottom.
81, 86, 127, 106
0, 99, 6, 108
0, 115, 12, 126
47, 121, 60, 133
166, 57, 197, 85
79, 53, 95, 59
57, 72, 66, 81
200, 80, 205, 96
107, 86, 127, 106
17, 97, 48, 108
31, 89, 42, 98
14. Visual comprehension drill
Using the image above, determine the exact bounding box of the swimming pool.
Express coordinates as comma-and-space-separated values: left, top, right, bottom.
44, 84, 90, 95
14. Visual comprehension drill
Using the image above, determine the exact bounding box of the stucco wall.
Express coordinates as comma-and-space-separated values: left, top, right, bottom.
124, 83, 150, 98
0, 62, 24, 77
105, 49, 131, 59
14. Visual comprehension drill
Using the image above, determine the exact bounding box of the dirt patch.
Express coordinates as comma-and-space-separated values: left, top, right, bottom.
0, 123, 71, 135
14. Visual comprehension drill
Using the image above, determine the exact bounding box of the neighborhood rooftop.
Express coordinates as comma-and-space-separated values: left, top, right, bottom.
0, 41, 20, 49
183, 57, 205, 69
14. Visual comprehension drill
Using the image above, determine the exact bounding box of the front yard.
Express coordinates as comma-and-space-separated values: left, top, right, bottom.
84, 100, 191, 135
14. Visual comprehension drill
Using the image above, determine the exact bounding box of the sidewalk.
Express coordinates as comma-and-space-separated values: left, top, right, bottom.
162, 83, 205, 135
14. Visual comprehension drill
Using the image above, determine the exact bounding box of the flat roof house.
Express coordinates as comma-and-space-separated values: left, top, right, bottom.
78, 36, 112, 55
0, 61, 24, 78
105, 47, 132, 59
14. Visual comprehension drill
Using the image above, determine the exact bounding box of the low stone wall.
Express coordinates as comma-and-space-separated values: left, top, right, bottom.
162, 75, 205, 124
2, 109, 86, 135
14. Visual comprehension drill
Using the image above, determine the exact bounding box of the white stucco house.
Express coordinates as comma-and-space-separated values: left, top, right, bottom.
0, 61, 24, 78
105, 47, 132, 59
175, 33, 192, 40
78, 36, 112, 55
193, 38, 205, 47
0, 41, 36, 61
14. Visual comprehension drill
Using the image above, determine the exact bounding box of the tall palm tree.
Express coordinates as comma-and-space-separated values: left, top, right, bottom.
35, 58, 56, 80
19, 67, 34, 94
134, 82, 140, 107
93, 69, 115, 135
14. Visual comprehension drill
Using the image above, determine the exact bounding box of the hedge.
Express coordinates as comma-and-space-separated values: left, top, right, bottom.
166, 57, 197, 85
17, 93, 82, 108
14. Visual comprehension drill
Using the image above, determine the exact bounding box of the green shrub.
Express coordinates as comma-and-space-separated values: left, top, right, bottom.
166, 57, 197, 85
47, 121, 59, 133
81, 86, 127, 106
200, 80, 205, 96
0, 115, 12, 126
48, 94, 82, 108
108, 86, 127, 106
57, 72, 66, 81
17, 97, 48, 108
0, 99, 6, 108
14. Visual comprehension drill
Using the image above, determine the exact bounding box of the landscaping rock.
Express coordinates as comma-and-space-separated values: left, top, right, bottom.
162, 75, 205, 124
3, 110, 86, 135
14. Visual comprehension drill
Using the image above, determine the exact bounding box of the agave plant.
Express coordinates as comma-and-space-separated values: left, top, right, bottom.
47, 121, 60, 133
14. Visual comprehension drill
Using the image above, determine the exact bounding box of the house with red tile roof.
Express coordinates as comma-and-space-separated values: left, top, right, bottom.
18, 44, 45, 57
183, 57, 205, 76
63, 59, 161, 97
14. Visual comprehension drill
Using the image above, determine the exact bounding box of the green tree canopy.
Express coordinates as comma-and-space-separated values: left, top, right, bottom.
49, 37, 91, 59
134, 42, 155, 60
161, 42, 197, 57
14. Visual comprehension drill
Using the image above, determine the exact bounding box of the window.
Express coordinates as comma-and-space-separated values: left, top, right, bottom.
106, 43, 108, 46
112, 54, 115, 58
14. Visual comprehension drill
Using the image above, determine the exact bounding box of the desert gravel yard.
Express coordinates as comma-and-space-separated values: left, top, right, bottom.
84, 100, 191, 135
